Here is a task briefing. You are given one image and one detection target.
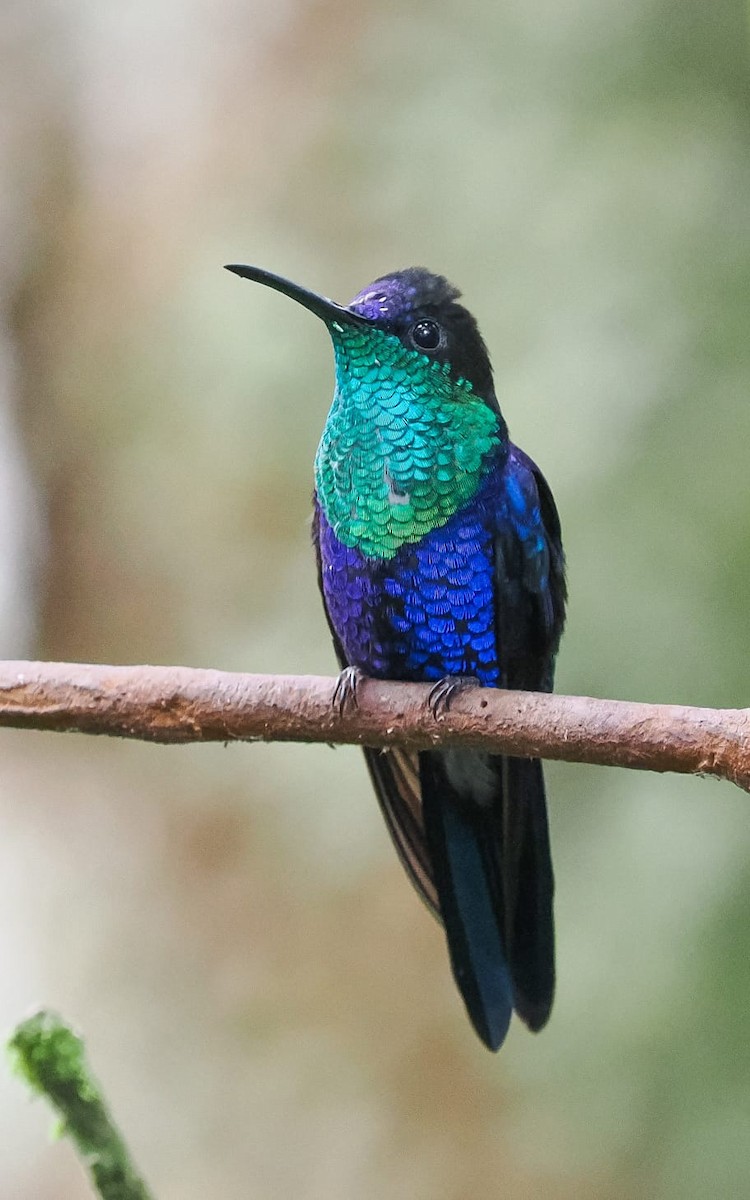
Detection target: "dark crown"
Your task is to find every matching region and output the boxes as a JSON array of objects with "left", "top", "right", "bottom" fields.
[{"left": 348, "top": 268, "right": 461, "bottom": 323}]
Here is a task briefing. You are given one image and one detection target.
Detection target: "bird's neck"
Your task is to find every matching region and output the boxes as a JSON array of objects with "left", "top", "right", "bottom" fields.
[{"left": 314, "top": 327, "right": 503, "bottom": 560}]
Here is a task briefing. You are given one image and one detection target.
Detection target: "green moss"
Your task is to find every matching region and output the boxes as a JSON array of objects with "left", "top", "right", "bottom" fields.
[{"left": 8, "top": 1011, "right": 155, "bottom": 1200}]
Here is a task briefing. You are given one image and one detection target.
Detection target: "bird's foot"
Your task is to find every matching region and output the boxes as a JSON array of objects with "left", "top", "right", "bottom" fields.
[
  {"left": 332, "top": 666, "right": 366, "bottom": 714},
  {"left": 427, "top": 674, "right": 481, "bottom": 719}
]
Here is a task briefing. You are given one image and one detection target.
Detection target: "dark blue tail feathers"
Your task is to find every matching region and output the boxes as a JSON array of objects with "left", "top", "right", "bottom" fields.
[
  {"left": 420, "top": 752, "right": 513, "bottom": 1051},
  {"left": 419, "top": 750, "right": 555, "bottom": 1050}
]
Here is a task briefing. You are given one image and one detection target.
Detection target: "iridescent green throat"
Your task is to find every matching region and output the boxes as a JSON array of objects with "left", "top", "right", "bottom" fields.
[{"left": 314, "top": 324, "right": 502, "bottom": 560}]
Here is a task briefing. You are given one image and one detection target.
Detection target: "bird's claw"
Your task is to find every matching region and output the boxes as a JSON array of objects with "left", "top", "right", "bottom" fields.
[
  {"left": 427, "top": 675, "right": 481, "bottom": 719},
  {"left": 332, "top": 666, "right": 365, "bottom": 714}
]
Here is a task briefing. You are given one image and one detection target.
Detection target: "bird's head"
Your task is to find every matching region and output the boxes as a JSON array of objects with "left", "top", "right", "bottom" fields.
[
  {"left": 226, "top": 263, "right": 505, "bottom": 557},
  {"left": 225, "top": 264, "right": 499, "bottom": 412}
]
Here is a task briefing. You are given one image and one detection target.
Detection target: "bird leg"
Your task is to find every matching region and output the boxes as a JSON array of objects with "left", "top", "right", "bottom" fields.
[
  {"left": 427, "top": 674, "right": 482, "bottom": 719},
  {"left": 332, "top": 666, "right": 366, "bottom": 714}
]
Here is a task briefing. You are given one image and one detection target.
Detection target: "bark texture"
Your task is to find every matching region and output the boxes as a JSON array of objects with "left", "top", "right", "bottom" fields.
[{"left": 0, "top": 661, "right": 747, "bottom": 791}]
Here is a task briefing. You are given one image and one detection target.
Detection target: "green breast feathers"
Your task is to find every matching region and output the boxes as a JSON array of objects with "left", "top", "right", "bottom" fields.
[{"left": 314, "top": 325, "right": 501, "bottom": 560}]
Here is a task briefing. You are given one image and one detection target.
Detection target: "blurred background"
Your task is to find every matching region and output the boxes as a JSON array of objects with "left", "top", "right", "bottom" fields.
[{"left": 0, "top": 1, "right": 748, "bottom": 1196}]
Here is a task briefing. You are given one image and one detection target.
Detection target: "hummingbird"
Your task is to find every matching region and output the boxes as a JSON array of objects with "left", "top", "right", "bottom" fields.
[{"left": 226, "top": 263, "right": 566, "bottom": 1051}]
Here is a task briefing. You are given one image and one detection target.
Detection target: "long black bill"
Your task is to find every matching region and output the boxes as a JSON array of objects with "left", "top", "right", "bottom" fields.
[{"left": 224, "top": 264, "right": 370, "bottom": 328}]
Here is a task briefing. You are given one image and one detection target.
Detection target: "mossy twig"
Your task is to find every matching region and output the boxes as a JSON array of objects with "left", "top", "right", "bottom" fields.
[{"left": 8, "top": 1010, "right": 155, "bottom": 1200}]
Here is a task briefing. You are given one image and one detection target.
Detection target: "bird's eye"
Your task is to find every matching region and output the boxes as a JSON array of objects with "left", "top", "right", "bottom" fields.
[{"left": 411, "top": 319, "right": 442, "bottom": 351}]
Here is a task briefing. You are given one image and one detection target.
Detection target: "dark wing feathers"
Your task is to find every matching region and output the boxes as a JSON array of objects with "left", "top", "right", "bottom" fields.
[
  {"left": 495, "top": 449, "right": 566, "bottom": 690},
  {"left": 363, "top": 747, "right": 439, "bottom": 916},
  {"left": 491, "top": 448, "right": 566, "bottom": 1030}
]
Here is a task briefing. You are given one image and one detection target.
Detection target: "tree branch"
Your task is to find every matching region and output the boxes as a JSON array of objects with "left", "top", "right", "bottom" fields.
[{"left": 0, "top": 660, "right": 747, "bottom": 791}]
